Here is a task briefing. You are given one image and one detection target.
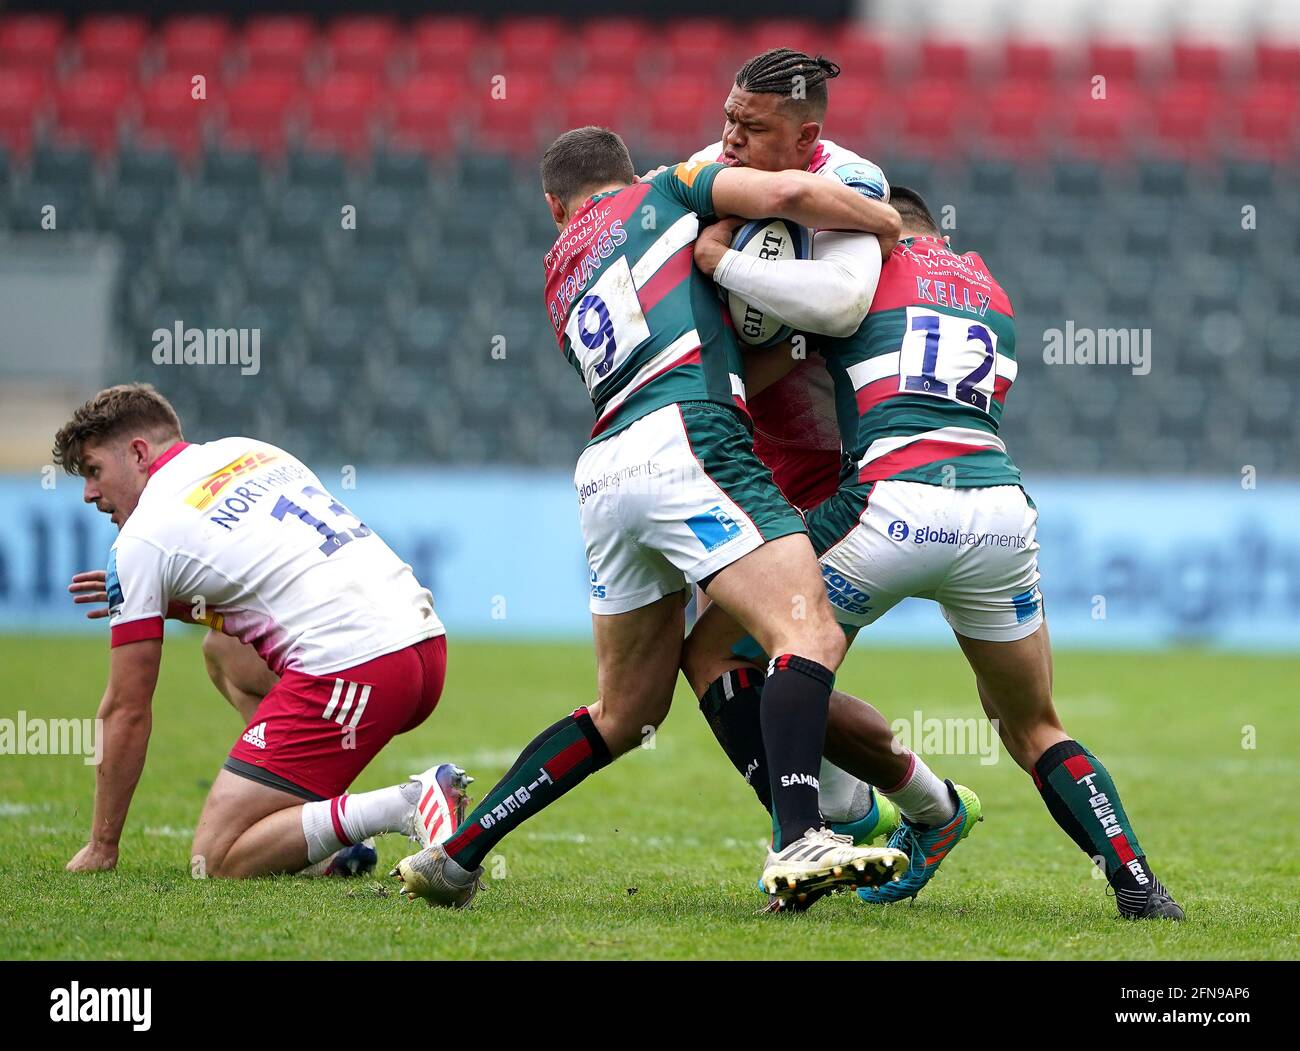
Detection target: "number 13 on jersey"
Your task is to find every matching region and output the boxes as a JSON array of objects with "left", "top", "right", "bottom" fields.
[{"left": 565, "top": 256, "right": 651, "bottom": 393}]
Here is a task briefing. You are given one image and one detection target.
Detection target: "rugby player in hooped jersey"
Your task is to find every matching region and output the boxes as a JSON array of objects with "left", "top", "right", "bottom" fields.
[
  {"left": 679, "top": 49, "right": 1183, "bottom": 919},
  {"left": 55, "top": 384, "right": 472, "bottom": 879},
  {"left": 391, "top": 125, "right": 907, "bottom": 910}
]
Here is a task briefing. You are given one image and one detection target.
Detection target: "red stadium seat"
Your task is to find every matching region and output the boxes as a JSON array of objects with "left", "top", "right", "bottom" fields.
[
  {"left": 918, "top": 38, "right": 972, "bottom": 86},
  {"left": 221, "top": 71, "right": 302, "bottom": 157},
  {"left": 744, "top": 18, "right": 824, "bottom": 59},
  {"left": 76, "top": 15, "right": 149, "bottom": 76},
  {"left": 981, "top": 81, "right": 1055, "bottom": 159},
  {"left": 1086, "top": 41, "right": 1141, "bottom": 84},
  {"left": 391, "top": 71, "right": 470, "bottom": 154},
  {"left": 306, "top": 70, "right": 384, "bottom": 157},
  {"left": 823, "top": 74, "right": 890, "bottom": 146},
  {"left": 410, "top": 16, "right": 482, "bottom": 73},
  {"left": 0, "top": 68, "right": 48, "bottom": 157},
  {"left": 831, "top": 27, "right": 888, "bottom": 83},
  {"left": 1002, "top": 40, "right": 1056, "bottom": 84},
  {"left": 663, "top": 18, "right": 742, "bottom": 81},
  {"left": 575, "top": 18, "right": 649, "bottom": 76},
  {"left": 159, "top": 15, "right": 232, "bottom": 74},
  {"left": 474, "top": 69, "right": 553, "bottom": 156},
  {"left": 0, "top": 14, "right": 64, "bottom": 72},
  {"left": 1151, "top": 83, "right": 1223, "bottom": 158},
  {"left": 898, "top": 81, "right": 972, "bottom": 156},
  {"left": 561, "top": 71, "right": 641, "bottom": 133},
  {"left": 1171, "top": 41, "right": 1227, "bottom": 86},
  {"left": 242, "top": 16, "right": 317, "bottom": 78},
  {"left": 647, "top": 76, "right": 717, "bottom": 151},
  {"left": 55, "top": 69, "right": 135, "bottom": 154},
  {"left": 495, "top": 16, "right": 567, "bottom": 76},
  {"left": 326, "top": 16, "right": 398, "bottom": 76},
  {"left": 1235, "top": 82, "right": 1299, "bottom": 160},
  {"left": 1254, "top": 42, "right": 1300, "bottom": 85},
  {"left": 138, "top": 70, "right": 211, "bottom": 160},
  {"left": 1064, "top": 83, "right": 1142, "bottom": 158}
]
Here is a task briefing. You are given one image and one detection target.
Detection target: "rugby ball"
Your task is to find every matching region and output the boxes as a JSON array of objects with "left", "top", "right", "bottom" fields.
[{"left": 726, "top": 218, "right": 811, "bottom": 348}]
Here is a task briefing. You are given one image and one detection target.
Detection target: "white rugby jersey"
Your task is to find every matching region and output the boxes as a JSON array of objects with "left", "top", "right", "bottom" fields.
[
  {"left": 106, "top": 438, "right": 444, "bottom": 676},
  {"left": 689, "top": 137, "right": 891, "bottom": 469}
]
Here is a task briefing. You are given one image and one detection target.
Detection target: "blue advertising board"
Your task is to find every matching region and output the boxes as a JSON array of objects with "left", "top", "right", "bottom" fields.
[{"left": 1, "top": 470, "right": 1296, "bottom": 651}]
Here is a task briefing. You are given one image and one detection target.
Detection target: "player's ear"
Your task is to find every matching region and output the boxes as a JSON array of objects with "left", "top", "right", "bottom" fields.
[
  {"left": 797, "top": 121, "right": 821, "bottom": 153},
  {"left": 128, "top": 437, "right": 152, "bottom": 472},
  {"left": 544, "top": 191, "right": 567, "bottom": 228}
]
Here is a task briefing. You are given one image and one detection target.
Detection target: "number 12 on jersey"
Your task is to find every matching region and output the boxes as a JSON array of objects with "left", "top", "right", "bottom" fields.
[{"left": 899, "top": 306, "right": 999, "bottom": 413}]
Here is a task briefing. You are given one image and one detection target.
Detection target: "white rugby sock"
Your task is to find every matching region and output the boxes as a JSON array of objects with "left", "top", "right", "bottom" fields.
[
  {"left": 300, "top": 781, "right": 422, "bottom": 863},
  {"left": 880, "top": 751, "right": 955, "bottom": 827},
  {"left": 817, "top": 759, "right": 873, "bottom": 823}
]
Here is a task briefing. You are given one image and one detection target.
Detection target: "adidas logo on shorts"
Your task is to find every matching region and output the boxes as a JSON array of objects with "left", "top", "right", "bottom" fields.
[{"left": 241, "top": 721, "right": 267, "bottom": 749}]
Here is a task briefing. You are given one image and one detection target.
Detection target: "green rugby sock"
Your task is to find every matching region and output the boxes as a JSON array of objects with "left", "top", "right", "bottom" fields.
[
  {"left": 1033, "top": 739, "right": 1156, "bottom": 905},
  {"left": 443, "top": 706, "right": 612, "bottom": 871}
]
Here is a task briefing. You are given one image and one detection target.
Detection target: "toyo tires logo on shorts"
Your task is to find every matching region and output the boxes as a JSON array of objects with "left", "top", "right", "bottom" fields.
[
  {"left": 887, "top": 520, "right": 910, "bottom": 541},
  {"left": 822, "top": 565, "right": 871, "bottom": 615}
]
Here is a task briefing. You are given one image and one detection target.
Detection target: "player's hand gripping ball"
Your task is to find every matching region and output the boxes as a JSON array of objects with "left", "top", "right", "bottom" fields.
[{"left": 725, "top": 218, "right": 811, "bottom": 347}]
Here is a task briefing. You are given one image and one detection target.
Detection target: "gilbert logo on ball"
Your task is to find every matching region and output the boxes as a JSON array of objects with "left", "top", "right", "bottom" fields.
[{"left": 726, "top": 218, "right": 810, "bottom": 347}]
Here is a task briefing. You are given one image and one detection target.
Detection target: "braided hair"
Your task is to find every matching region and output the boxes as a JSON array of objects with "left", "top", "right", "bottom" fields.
[{"left": 735, "top": 47, "right": 840, "bottom": 116}]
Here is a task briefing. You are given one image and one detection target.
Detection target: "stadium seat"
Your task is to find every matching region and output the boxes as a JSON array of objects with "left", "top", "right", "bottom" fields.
[
  {"left": 493, "top": 16, "right": 567, "bottom": 76},
  {"left": 1002, "top": 40, "right": 1056, "bottom": 85},
  {"left": 0, "top": 68, "right": 46, "bottom": 157},
  {"left": 391, "top": 71, "right": 467, "bottom": 154},
  {"left": 1170, "top": 40, "right": 1228, "bottom": 87},
  {"left": 897, "top": 82, "right": 971, "bottom": 157},
  {"left": 562, "top": 72, "right": 643, "bottom": 137},
  {"left": 663, "top": 18, "right": 743, "bottom": 82},
  {"left": 305, "top": 70, "right": 384, "bottom": 156},
  {"left": 1235, "top": 83, "right": 1298, "bottom": 161},
  {"left": 158, "top": 15, "right": 232, "bottom": 76},
  {"left": 1151, "top": 83, "right": 1223, "bottom": 158},
  {"left": 981, "top": 81, "right": 1054, "bottom": 158},
  {"left": 917, "top": 38, "right": 973, "bottom": 86},
  {"left": 326, "top": 16, "right": 399, "bottom": 76},
  {"left": 409, "top": 16, "right": 482, "bottom": 74},
  {"left": 0, "top": 14, "right": 64, "bottom": 73},
  {"left": 1254, "top": 42, "right": 1300, "bottom": 85},
  {"left": 473, "top": 71, "right": 554, "bottom": 157},
  {"left": 116, "top": 144, "right": 181, "bottom": 190},
  {"left": 220, "top": 72, "right": 302, "bottom": 157},
  {"left": 137, "top": 71, "right": 211, "bottom": 161},
  {"left": 74, "top": 15, "right": 150, "bottom": 76},
  {"left": 831, "top": 27, "right": 889, "bottom": 83},
  {"left": 745, "top": 18, "right": 824, "bottom": 59},
  {"left": 575, "top": 18, "right": 650, "bottom": 76},
  {"left": 1063, "top": 85, "right": 1142, "bottom": 159},
  {"left": 1086, "top": 41, "right": 1141, "bottom": 85},
  {"left": 241, "top": 16, "right": 317, "bottom": 78},
  {"left": 54, "top": 69, "right": 135, "bottom": 155}
]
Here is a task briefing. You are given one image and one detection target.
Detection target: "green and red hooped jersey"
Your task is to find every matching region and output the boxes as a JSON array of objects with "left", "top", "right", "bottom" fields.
[
  {"left": 820, "top": 235, "right": 1023, "bottom": 489},
  {"left": 544, "top": 161, "right": 749, "bottom": 447}
]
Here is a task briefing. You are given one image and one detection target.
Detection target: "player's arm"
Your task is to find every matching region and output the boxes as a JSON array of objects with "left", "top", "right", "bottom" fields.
[
  {"left": 709, "top": 166, "right": 901, "bottom": 247},
  {"left": 698, "top": 222, "right": 886, "bottom": 339},
  {"left": 66, "top": 639, "right": 161, "bottom": 872}
]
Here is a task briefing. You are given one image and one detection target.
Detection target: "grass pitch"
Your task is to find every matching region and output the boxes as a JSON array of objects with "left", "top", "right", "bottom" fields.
[{"left": 1, "top": 633, "right": 1296, "bottom": 960}]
